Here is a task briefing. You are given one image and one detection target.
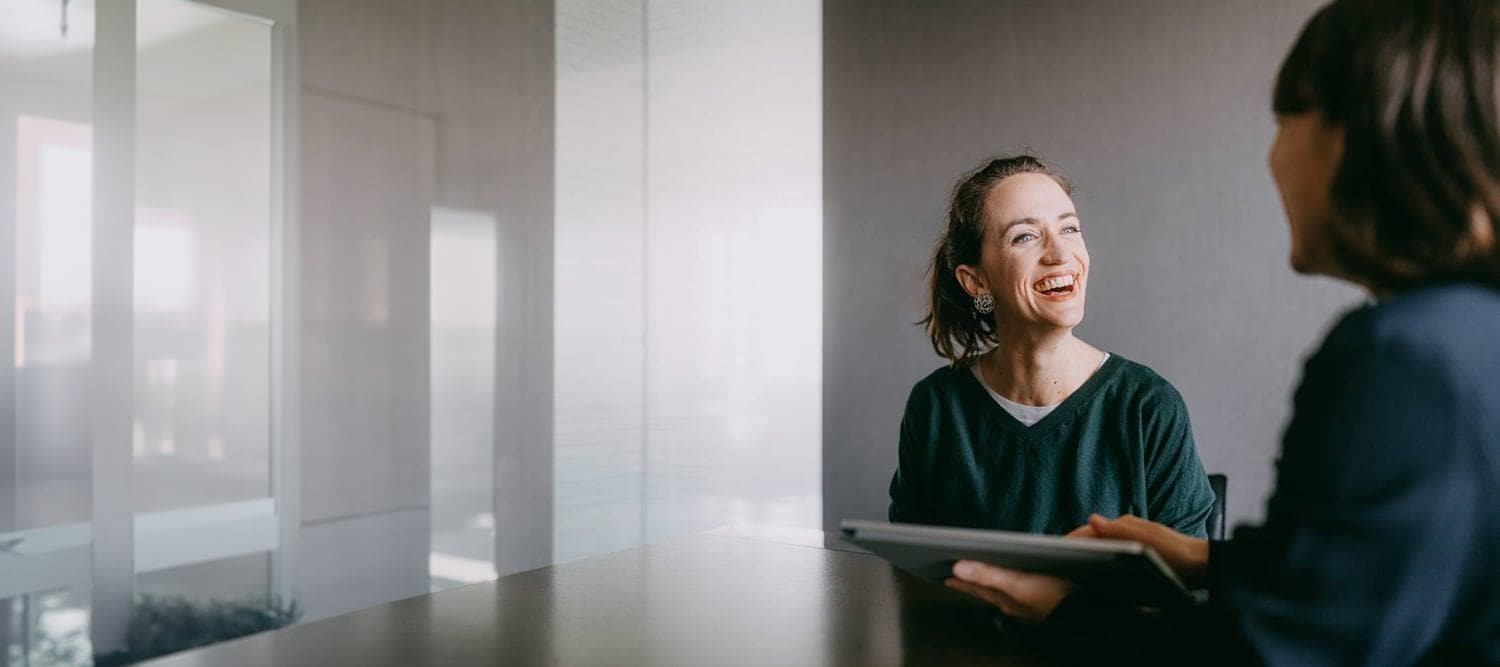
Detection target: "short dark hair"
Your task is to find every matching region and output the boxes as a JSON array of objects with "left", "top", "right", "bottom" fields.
[
  {"left": 1274, "top": 0, "right": 1500, "bottom": 290},
  {"left": 921, "top": 155, "right": 1071, "bottom": 365}
]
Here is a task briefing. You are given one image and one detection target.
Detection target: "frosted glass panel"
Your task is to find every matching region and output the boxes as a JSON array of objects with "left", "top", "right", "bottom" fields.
[
  {"left": 2, "top": 0, "right": 97, "bottom": 658},
  {"left": 11, "top": 116, "right": 93, "bottom": 528},
  {"left": 643, "top": 0, "right": 822, "bottom": 539},
  {"left": 553, "top": 0, "right": 647, "bottom": 564},
  {"left": 132, "top": 0, "right": 272, "bottom": 513},
  {"left": 554, "top": 0, "right": 821, "bottom": 562}
]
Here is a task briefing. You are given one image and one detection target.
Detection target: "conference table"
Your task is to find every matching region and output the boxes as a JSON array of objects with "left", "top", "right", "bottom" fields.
[{"left": 148, "top": 524, "right": 1061, "bottom": 666}]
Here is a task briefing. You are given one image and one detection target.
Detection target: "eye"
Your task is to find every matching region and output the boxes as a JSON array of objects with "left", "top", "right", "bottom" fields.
[
  {"left": 1062, "top": 224, "right": 1081, "bottom": 234},
  {"left": 1011, "top": 232, "right": 1037, "bottom": 245}
]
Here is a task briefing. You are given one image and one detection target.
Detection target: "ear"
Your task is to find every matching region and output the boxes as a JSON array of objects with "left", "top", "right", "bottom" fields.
[
  {"left": 954, "top": 264, "right": 987, "bottom": 298},
  {"left": 1317, "top": 113, "right": 1345, "bottom": 173},
  {"left": 1463, "top": 203, "right": 1496, "bottom": 255}
]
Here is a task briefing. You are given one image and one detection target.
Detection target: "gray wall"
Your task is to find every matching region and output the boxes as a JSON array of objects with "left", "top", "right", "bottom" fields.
[{"left": 823, "top": 0, "right": 1362, "bottom": 530}]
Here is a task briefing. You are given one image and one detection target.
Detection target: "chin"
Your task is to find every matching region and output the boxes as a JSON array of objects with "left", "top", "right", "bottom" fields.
[
  {"left": 1288, "top": 248, "right": 1324, "bottom": 275},
  {"left": 1043, "top": 310, "right": 1085, "bottom": 330}
]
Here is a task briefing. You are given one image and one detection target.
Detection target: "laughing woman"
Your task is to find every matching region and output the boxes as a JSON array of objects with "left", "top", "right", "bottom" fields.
[{"left": 888, "top": 155, "right": 1217, "bottom": 537}]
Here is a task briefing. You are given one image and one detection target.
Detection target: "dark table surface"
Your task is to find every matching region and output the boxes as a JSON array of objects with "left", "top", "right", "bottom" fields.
[{"left": 147, "top": 524, "right": 1059, "bottom": 666}]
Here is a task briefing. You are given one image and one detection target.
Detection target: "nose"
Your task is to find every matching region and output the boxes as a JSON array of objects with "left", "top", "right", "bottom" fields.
[{"left": 1040, "top": 234, "right": 1066, "bottom": 265}]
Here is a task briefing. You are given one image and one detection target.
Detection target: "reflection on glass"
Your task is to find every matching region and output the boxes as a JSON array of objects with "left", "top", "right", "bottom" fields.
[
  {"left": 13, "top": 115, "right": 93, "bottom": 527},
  {"left": 1, "top": 590, "right": 92, "bottom": 666},
  {"left": 430, "top": 207, "right": 497, "bottom": 590},
  {"left": 132, "top": 0, "right": 272, "bottom": 514},
  {"left": 3, "top": 0, "right": 97, "bottom": 658}
]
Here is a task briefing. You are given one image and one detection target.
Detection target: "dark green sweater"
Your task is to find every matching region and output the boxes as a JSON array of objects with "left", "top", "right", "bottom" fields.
[{"left": 888, "top": 354, "right": 1215, "bottom": 537}]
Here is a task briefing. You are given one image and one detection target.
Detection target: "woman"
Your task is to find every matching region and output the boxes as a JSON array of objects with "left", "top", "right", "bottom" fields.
[
  {"left": 889, "top": 155, "right": 1217, "bottom": 537},
  {"left": 948, "top": 1, "right": 1500, "bottom": 663}
]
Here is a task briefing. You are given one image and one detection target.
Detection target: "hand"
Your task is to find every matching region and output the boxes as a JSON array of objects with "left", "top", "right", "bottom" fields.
[
  {"left": 946, "top": 560, "right": 1074, "bottom": 622},
  {"left": 1069, "top": 514, "right": 1211, "bottom": 586}
]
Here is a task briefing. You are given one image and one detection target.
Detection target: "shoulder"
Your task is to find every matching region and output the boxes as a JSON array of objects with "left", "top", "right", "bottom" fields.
[
  {"left": 900, "top": 364, "right": 982, "bottom": 437},
  {"left": 1319, "top": 283, "right": 1500, "bottom": 379},
  {"left": 905, "top": 364, "right": 974, "bottom": 408},
  {"left": 1099, "top": 354, "right": 1189, "bottom": 415},
  {"left": 1281, "top": 285, "right": 1500, "bottom": 501}
]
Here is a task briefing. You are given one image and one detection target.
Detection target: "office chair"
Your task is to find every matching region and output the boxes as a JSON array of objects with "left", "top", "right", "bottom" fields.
[{"left": 1206, "top": 473, "right": 1227, "bottom": 540}]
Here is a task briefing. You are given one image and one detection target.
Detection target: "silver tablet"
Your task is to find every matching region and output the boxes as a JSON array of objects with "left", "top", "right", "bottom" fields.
[{"left": 840, "top": 519, "right": 1193, "bottom": 609}]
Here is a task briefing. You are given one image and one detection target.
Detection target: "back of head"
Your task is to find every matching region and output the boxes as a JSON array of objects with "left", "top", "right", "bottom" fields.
[{"left": 1275, "top": 0, "right": 1500, "bottom": 290}]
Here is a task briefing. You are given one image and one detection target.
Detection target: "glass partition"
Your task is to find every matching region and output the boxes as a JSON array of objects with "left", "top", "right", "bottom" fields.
[
  {"left": 131, "top": 0, "right": 278, "bottom": 605},
  {"left": 2, "top": 0, "right": 98, "bottom": 660}
]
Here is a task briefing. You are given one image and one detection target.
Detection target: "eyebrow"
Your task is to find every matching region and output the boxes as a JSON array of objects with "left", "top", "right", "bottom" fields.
[{"left": 1000, "top": 211, "right": 1078, "bottom": 234}]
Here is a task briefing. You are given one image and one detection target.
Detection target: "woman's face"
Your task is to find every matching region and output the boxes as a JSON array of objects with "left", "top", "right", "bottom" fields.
[
  {"left": 1268, "top": 110, "right": 1345, "bottom": 276},
  {"left": 958, "top": 173, "right": 1089, "bottom": 333}
]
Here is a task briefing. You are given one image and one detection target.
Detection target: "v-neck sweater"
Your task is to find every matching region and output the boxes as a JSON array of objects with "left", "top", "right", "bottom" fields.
[
  {"left": 888, "top": 354, "right": 1215, "bottom": 537},
  {"left": 970, "top": 353, "right": 1112, "bottom": 426}
]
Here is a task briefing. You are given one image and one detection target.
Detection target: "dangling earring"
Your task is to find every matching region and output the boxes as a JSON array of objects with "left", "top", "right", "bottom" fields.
[{"left": 973, "top": 292, "right": 994, "bottom": 315}]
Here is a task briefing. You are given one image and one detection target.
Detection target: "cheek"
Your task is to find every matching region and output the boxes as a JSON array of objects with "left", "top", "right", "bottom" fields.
[
  {"left": 1271, "top": 147, "right": 1312, "bottom": 222},
  {"left": 991, "top": 251, "right": 1025, "bottom": 285}
]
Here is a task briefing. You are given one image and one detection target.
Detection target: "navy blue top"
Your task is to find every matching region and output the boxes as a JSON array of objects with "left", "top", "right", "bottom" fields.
[{"left": 1046, "top": 283, "right": 1500, "bottom": 664}]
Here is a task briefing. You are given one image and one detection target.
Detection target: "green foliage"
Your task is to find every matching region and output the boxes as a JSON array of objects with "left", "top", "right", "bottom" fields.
[{"left": 93, "top": 595, "right": 299, "bottom": 666}]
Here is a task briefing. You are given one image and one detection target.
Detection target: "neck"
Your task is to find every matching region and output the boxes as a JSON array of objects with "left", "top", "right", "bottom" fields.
[{"left": 980, "top": 327, "right": 1099, "bottom": 406}]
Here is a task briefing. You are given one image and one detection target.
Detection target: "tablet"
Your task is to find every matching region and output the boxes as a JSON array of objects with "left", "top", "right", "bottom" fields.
[{"left": 840, "top": 519, "right": 1193, "bottom": 609}]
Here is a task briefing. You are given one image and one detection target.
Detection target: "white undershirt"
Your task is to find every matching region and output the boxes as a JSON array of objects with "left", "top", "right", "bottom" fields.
[{"left": 970, "top": 353, "right": 1111, "bottom": 427}]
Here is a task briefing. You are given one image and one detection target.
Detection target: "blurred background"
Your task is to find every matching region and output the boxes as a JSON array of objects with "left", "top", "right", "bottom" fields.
[{"left": 0, "top": 0, "right": 1353, "bottom": 662}]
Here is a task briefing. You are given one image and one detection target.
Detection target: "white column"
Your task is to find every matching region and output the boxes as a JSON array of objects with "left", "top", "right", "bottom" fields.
[
  {"left": 269, "top": 16, "right": 302, "bottom": 609},
  {"left": 90, "top": 0, "right": 136, "bottom": 654}
]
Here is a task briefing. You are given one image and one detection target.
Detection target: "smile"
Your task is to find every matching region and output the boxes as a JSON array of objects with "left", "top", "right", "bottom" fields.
[{"left": 1031, "top": 273, "right": 1078, "bottom": 297}]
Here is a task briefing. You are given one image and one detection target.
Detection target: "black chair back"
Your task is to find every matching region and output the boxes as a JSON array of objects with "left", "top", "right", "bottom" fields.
[{"left": 1206, "top": 473, "right": 1228, "bottom": 540}]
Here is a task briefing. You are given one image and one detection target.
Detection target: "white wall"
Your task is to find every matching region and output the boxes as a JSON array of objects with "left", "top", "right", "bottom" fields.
[{"left": 294, "top": 0, "right": 553, "bottom": 619}]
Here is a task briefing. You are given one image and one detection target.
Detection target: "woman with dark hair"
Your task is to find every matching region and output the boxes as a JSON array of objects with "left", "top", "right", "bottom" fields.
[
  {"left": 888, "top": 155, "right": 1216, "bottom": 537},
  {"left": 947, "top": 1, "right": 1500, "bottom": 663}
]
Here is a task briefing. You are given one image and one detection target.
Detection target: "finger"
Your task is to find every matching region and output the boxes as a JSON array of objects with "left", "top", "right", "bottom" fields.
[
  {"left": 947, "top": 578, "right": 1018, "bottom": 616},
  {"left": 1088, "top": 514, "right": 1146, "bottom": 540},
  {"left": 1065, "top": 524, "right": 1099, "bottom": 538},
  {"left": 953, "top": 561, "right": 1017, "bottom": 591}
]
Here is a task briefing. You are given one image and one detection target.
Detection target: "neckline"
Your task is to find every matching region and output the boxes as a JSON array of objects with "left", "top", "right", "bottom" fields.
[{"left": 962, "top": 352, "right": 1124, "bottom": 435}]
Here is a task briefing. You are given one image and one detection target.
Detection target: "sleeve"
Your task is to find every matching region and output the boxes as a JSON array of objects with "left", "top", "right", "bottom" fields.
[
  {"left": 1142, "top": 384, "right": 1216, "bottom": 538},
  {"left": 888, "top": 384, "right": 935, "bottom": 524}
]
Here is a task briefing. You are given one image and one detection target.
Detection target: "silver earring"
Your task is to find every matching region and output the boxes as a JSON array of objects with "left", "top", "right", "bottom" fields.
[{"left": 974, "top": 292, "right": 994, "bottom": 315}]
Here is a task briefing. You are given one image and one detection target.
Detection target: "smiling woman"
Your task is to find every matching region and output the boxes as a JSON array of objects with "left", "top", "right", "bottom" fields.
[{"left": 888, "top": 155, "right": 1217, "bottom": 537}]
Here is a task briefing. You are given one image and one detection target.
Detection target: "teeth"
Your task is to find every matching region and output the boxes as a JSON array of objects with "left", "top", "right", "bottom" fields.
[{"left": 1035, "top": 275, "right": 1075, "bottom": 291}]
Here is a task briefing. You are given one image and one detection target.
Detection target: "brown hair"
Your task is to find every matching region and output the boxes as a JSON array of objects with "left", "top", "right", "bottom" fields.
[
  {"left": 920, "top": 155, "right": 1072, "bottom": 365},
  {"left": 1274, "top": 0, "right": 1500, "bottom": 290}
]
